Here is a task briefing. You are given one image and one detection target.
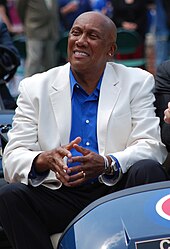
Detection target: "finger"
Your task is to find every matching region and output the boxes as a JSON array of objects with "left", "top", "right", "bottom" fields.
[
  {"left": 53, "top": 154, "right": 66, "bottom": 168},
  {"left": 56, "top": 174, "right": 71, "bottom": 187},
  {"left": 69, "top": 170, "right": 85, "bottom": 181},
  {"left": 73, "top": 144, "right": 90, "bottom": 156},
  {"left": 67, "top": 155, "right": 85, "bottom": 165},
  {"left": 55, "top": 147, "right": 72, "bottom": 158},
  {"left": 67, "top": 171, "right": 86, "bottom": 187},
  {"left": 164, "top": 110, "right": 170, "bottom": 120},
  {"left": 65, "top": 137, "right": 82, "bottom": 152},
  {"left": 55, "top": 169, "right": 71, "bottom": 186},
  {"left": 49, "top": 155, "right": 69, "bottom": 178},
  {"left": 66, "top": 164, "right": 83, "bottom": 174},
  {"left": 57, "top": 169, "right": 86, "bottom": 187}
]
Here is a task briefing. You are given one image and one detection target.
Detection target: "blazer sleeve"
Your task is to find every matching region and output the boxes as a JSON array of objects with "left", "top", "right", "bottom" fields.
[{"left": 106, "top": 68, "right": 168, "bottom": 173}]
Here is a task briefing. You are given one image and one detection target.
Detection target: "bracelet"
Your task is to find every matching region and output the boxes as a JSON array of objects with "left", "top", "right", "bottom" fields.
[
  {"left": 101, "top": 155, "right": 111, "bottom": 174},
  {"left": 98, "top": 156, "right": 122, "bottom": 186},
  {"left": 102, "top": 155, "right": 109, "bottom": 169}
]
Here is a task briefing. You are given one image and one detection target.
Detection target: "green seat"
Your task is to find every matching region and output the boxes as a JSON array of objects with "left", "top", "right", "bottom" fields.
[
  {"left": 114, "top": 28, "right": 146, "bottom": 68},
  {"left": 12, "top": 35, "right": 26, "bottom": 59}
]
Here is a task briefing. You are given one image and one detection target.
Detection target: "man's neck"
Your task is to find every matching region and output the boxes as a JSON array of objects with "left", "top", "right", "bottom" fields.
[{"left": 72, "top": 70, "right": 104, "bottom": 95}]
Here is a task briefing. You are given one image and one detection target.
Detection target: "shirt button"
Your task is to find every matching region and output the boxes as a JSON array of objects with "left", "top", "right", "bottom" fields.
[
  {"left": 76, "top": 84, "right": 79, "bottom": 88},
  {"left": 85, "top": 120, "right": 90, "bottom": 124},
  {"left": 86, "top": 141, "right": 90, "bottom": 146}
]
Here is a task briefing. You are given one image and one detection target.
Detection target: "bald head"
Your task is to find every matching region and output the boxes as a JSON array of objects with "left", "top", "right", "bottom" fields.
[
  {"left": 68, "top": 11, "right": 118, "bottom": 80},
  {"left": 72, "top": 11, "right": 117, "bottom": 43}
]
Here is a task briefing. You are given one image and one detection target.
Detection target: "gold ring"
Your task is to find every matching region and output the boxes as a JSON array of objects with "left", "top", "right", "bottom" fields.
[{"left": 81, "top": 171, "right": 86, "bottom": 178}]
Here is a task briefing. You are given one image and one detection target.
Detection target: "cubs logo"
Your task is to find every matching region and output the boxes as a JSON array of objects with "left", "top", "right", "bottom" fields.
[
  {"left": 156, "top": 194, "right": 170, "bottom": 220},
  {"left": 160, "top": 239, "right": 170, "bottom": 249}
]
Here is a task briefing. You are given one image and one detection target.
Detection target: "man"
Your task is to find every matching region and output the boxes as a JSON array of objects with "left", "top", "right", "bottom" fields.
[
  {"left": 16, "top": 0, "right": 59, "bottom": 77},
  {"left": 155, "top": 59, "right": 170, "bottom": 152},
  {"left": 163, "top": 100, "right": 170, "bottom": 153},
  {"left": 0, "top": 11, "right": 168, "bottom": 249},
  {"left": 154, "top": 59, "right": 170, "bottom": 127}
]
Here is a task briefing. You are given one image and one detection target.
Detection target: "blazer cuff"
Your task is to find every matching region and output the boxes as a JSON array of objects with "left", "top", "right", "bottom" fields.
[{"left": 28, "top": 164, "right": 49, "bottom": 187}]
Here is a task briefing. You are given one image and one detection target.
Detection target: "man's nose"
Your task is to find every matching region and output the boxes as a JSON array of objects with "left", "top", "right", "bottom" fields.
[{"left": 75, "top": 34, "right": 87, "bottom": 46}]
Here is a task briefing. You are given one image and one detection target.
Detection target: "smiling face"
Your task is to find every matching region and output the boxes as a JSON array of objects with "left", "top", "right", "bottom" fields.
[{"left": 67, "top": 11, "right": 117, "bottom": 77}]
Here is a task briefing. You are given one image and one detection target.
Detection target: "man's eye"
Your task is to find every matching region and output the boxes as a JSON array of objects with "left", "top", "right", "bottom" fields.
[
  {"left": 71, "top": 31, "right": 80, "bottom": 36},
  {"left": 89, "top": 34, "right": 98, "bottom": 39}
]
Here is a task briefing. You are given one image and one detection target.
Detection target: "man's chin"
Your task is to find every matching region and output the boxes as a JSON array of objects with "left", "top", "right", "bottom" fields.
[{"left": 71, "top": 61, "right": 89, "bottom": 71}]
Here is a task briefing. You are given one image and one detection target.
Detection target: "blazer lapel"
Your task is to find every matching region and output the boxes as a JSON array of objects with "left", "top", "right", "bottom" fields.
[
  {"left": 97, "top": 63, "right": 121, "bottom": 154},
  {"left": 49, "top": 64, "right": 72, "bottom": 146}
]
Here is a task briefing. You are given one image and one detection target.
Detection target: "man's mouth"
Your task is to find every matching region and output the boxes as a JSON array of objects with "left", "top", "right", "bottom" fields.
[{"left": 74, "top": 51, "right": 89, "bottom": 57}]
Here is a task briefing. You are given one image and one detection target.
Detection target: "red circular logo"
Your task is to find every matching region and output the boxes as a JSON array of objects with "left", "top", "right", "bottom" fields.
[{"left": 156, "top": 194, "right": 170, "bottom": 220}]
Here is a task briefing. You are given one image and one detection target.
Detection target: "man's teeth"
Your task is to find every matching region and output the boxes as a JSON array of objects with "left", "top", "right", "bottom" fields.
[{"left": 75, "top": 51, "right": 88, "bottom": 56}]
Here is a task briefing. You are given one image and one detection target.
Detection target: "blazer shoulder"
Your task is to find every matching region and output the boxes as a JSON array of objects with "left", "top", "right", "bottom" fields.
[
  {"left": 19, "top": 63, "right": 70, "bottom": 94},
  {"left": 108, "top": 62, "right": 152, "bottom": 79}
]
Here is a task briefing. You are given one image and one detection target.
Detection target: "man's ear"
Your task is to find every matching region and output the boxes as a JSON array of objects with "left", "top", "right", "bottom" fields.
[{"left": 108, "top": 43, "right": 117, "bottom": 57}]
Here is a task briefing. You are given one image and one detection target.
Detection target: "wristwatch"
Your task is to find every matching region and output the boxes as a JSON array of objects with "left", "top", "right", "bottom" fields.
[
  {"left": 98, "top": 156, "right": 122, "bottom": 186},
  {"left": 104, "top": 159, "right": 112, "bottom": 174},
  {"left": 110, "top": 159, "right": 119, "bottom": 176},
  {"left": 104, "top": 157, "right": 118, "bottom": 175}
]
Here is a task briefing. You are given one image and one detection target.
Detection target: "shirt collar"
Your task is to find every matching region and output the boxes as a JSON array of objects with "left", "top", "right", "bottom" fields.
[{"left": 69, "top": 69, "right": 103, "bottom": 97}]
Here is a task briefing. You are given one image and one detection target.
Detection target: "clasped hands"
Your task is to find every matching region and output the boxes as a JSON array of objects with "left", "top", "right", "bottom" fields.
[{"left": 33, "top": 137, "right": 106, "bottom": 187}]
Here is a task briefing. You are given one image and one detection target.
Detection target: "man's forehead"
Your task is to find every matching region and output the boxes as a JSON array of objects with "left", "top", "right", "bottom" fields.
[
  {"left": 73, "top": 13, "right": 106, "bottom": 26},
  {"left": 71, "top": 23, "right": 103, "bottom": 32},
  {"left": 72, "top": 16, "right": 106, "bottom": 31}
]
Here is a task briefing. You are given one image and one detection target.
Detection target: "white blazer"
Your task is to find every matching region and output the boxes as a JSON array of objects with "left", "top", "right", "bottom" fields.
[{"left": 3, "top": 62, "right": 167, "bottom": 188}]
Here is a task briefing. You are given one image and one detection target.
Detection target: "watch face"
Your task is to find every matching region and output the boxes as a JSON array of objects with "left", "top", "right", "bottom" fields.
[{"left": 104, "top": 164, "right": 112, "bottom": 174}]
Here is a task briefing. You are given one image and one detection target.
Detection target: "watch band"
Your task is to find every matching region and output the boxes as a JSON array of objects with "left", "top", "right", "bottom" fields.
[
  {"left": 102, "top": 155, "right": 111, "bottom": 174},
  {"left": 98, "top": 155, "right": 122, "bottom": 186}
]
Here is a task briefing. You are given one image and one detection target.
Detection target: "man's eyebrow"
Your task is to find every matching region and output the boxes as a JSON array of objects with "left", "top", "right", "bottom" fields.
[
  {"left": 71, "top": 25, "right": 81, "bottom": 30},
  {"left": 71, "top": 25, "right": 79, "bottom": 29},
  {"left": 71, "top": 26, "right": 101, "bottom": 32},
  {"left": 88, "top": 29, "right": 101, "bottom": 33}
]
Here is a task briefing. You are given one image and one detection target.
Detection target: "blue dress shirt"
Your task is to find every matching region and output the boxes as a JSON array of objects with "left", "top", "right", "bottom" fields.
[
  {"left": 68, "top": 69, "right": 102, "bottom": 168},
  {"left": 68, "top": 70, "right": 121, "bottom": 185}
]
